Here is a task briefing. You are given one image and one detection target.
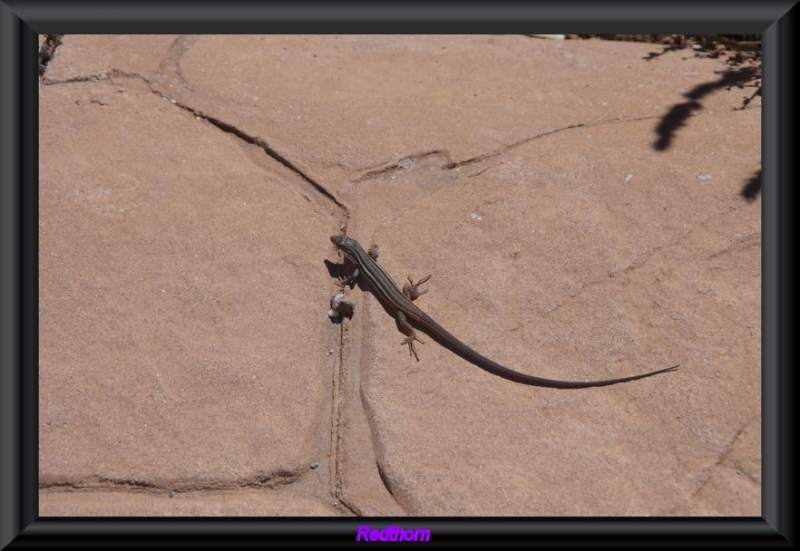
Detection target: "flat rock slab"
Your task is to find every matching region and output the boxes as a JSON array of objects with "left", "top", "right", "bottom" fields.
[{"left": 39, "top": 35, "right": 760, "bottom": 517}]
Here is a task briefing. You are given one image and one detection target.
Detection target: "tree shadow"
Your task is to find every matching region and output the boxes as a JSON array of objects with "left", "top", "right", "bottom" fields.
[
  {"left": 653, "top": 66, "right": 759, "bottom": 151},
  {"left": 642, "top": 38, "right": 761, "bottom": 203},
  {"left": 740, "top": 169, "right": 761, "bottom": 202},
  {"left": 38, "top": 35, "right": 63, "bottom": 79}
]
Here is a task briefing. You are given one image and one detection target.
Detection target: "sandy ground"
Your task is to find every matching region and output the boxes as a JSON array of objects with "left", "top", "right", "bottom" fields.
[{"left": 38, "top": 35, "right": 760, "bottom": 516}]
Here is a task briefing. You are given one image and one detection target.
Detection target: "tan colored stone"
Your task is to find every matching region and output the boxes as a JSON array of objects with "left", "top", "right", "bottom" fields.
[{"left": 40, "top": 35, "right": 760, "bottom": 517}]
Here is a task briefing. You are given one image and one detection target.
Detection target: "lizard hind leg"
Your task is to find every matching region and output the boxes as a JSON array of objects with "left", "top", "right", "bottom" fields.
[
  {"left": 396, "top": 310, "right": 424, "bottom": 361},
  {"left": 400, "top": 335, "right": 425, "bottom": 361}
]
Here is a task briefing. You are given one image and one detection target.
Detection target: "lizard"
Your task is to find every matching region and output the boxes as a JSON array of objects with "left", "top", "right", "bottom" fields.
[{"left": 331, "top": 234, "right": 678, "bottom": 389}]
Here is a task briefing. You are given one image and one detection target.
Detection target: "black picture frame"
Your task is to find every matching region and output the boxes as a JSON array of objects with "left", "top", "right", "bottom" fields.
[{"left": 1, "top": 1, "right": 794, "bottom": 547}]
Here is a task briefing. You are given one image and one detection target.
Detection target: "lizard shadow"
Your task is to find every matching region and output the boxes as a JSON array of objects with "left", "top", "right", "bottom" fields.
[
  {"left": 325, "top": 255, "right": 451, "bottom": 357},
  {"left": 325, "top": 256, "right": 407, "bottom": 328}
]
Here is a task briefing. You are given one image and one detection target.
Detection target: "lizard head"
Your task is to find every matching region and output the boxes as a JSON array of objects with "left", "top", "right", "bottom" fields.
[{"left": 331, "top": 234, "right": 364, "bottom": 264}]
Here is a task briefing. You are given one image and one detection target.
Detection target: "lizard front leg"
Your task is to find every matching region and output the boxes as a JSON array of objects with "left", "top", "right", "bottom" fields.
[{"left": 402, "top": 275, "right": 431, "bottom": 301}]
